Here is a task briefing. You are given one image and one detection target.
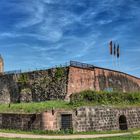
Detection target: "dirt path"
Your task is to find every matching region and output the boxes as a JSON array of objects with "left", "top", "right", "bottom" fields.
[{"left": 0, "top": 131, "right": 137, "bottom": 139}]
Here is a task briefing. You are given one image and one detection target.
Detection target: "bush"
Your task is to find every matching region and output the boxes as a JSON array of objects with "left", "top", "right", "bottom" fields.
[
  {"left": 18, "top": 73, "right": 29, "bottom": 86},
  {"left": 70, "top": 90, "right": 140, "bottom": 106},
  {"left": 54, "top": 67, "right": 65, "bottom": 81}
]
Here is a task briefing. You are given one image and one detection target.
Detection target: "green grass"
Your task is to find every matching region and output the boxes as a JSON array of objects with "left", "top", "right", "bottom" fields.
[
  {"left": 0, "top": 128, "right": 139, "bottom": 135},
  {"left": 0, "top": 90, "right": 139, "bottom": 113},
  {"left": 0, "top": 100, "right": 73, "bottom": 113},
  {"left": 95, "top": 135, "right": 140, "bottom": 140},
  {"left": 0, "top": 134, "right": 140, "bottom": 140},
  {"left": 0, "top": 129, "right": 139, "bottom": 140},
  {"left": 0, "top": 100, "right": 140, "bottom": 114}
]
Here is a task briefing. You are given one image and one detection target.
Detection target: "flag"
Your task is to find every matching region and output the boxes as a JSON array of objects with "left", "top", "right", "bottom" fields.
[
  {"left": 117, "top": 44, "right": 120, "bottom": 58},
  {"left": 109, "top": 41, "right": 113, "bottom": 55},
  {"left": 114, "top": 43, "right": 116, "bottom": 56}
]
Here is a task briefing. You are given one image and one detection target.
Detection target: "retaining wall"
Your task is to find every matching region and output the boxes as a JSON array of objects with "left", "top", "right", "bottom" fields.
[
  {"left": 42, "top": 106, "right": 140, "bottom": 132},
  {"left": 0, "top": 113, "right": 41, "bottom": 130},
  {"left": 75, "top": 106, "right": 140, "bottom": 131},
  {"left": 0, "top": 107, "right": 140, "bottom": 132}
]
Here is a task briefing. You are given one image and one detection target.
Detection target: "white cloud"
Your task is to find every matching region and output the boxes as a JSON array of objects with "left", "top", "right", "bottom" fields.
[
  {"left": 0, "top": 0, "right": 140, "bottom": 77},
  {"left": 15, "top": 1, "right": 44, "bottom": 28}
]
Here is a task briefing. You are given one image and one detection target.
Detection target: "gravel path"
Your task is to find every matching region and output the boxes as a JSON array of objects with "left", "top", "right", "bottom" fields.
[{"left": 0, "top": 131, "right": 135, "bottom": 139}]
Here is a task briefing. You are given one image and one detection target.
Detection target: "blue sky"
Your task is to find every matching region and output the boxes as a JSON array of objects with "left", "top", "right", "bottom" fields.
[{"left": 0, "top": 0, "right": 140, "bottom": 77}]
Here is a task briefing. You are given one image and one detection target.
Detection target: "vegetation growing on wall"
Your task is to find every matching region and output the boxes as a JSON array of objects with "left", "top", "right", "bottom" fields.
[
  {"left": 70, "top": 90, "right": 140, "bottom": 105},
  {"left": 54, "top": 67, "right": 65, "bottom": 80},
  {"left": 31, "top": 67, "right": 67, "bottom": 101},
  {"left": 18, "top": 73, "right": 29, "bottom": 86}
]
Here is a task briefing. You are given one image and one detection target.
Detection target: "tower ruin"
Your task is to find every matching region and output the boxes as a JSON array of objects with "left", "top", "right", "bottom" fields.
[{"left": 0, "top": 55, "right": 4, "bottom": 73}]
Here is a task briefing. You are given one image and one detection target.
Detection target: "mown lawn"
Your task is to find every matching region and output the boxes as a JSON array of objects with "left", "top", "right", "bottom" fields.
[
  {"left": 0, "top": 128, "right": 139, "bottom": 135},
  {"left": 0, "top": 128, "right": 139, "bottom": 140},
  {"left": 0, "top": 129, "right": 126, "bottom": 135}
]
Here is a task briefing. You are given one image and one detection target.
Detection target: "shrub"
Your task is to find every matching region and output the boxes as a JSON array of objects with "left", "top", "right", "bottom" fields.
[
  {"left": 55, "top": 67, "right": 64, "bottom": 80},
  {"left": 70, "top": 90, "right": 140, "bottom": 105},
  {"left": 18, "top": 73, "right": 29, "bottom": 86}
]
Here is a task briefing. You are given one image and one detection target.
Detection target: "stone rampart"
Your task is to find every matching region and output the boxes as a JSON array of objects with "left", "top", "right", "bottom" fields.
[
  {"left": 0, "top": 63, "right": 140, "bottom": 103},
  {"left": 67, "top": 66, "right": 140, "bottom": 96},
  {"left": 0, "top": 67, "right": 68, "bottom": 103}
]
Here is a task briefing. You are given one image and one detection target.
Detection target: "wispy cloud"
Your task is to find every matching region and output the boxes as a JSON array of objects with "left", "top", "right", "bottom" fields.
[
  {"left": 15, "top": 1, "right": 44, "bottom": 28},
  {"left": 0, "top": 0, "right": 140, "bottom": 77}
]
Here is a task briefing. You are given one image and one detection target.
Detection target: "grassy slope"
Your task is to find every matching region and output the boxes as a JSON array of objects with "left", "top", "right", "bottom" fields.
[
  {"left": 0, "top": 100, "right": 140, "bottom": 113},
  {"left": 0, "top": 101, "right": 72, "bottom": 113},
  {"left": 0, "top": 90, "right": 139, "bottom": 113}
]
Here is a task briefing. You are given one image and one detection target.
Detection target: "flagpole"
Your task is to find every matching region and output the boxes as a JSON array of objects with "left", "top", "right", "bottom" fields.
[
  {"left": 109, "top": 41, "right": 114, "bottom": 69},
  {"left": 117, "top": 44, "right": 120, "bottom": 71}
]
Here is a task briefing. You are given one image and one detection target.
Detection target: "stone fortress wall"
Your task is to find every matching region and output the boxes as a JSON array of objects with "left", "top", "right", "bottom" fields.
[
  {"left": 74, "top": 106, "right": 140, "bottom": 131},
  {"left": 0, "top": 61, "right": 139, "bottom": 131},
  {"left": 67, "top": 65, "right": 140, "bottom": 97},
  {"left": 0, "top": 67, "right": 68, "bottom": 103},
  {"left": 0, "top": 61, "right": 139, "bottom": 103}
]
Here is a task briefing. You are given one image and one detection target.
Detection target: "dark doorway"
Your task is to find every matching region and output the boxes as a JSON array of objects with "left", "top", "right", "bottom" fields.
[
  {"left": 119, "top": 115, "right": 128, "bottom": 130},
  {"left": 61, "top": 114, "right": 72, "bottom": 130}
]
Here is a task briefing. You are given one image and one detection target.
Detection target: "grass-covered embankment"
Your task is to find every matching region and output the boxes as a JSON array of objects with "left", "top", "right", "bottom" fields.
[
  {"left": 0, "top": 100, "right": 72, "bottom": 113},
  {"left": 0, "top": 90, "right": 139, "bottom": 113}
]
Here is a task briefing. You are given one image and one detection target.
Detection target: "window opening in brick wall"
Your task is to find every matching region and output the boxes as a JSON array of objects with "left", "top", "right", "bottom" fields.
[{"left": 61, "top": 114, "right": 72, "bottom": 130}]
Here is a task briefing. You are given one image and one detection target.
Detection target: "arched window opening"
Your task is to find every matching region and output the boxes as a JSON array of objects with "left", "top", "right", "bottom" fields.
[{"left": 119, "top": 115, "right": 128, "bottom": 130}]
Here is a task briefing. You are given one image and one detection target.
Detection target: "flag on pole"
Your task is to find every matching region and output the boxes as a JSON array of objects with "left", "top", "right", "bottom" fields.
[
  {"left": 117, "top": 44, "right": 120, "bottom": 58},
  {"left": 114, "top": 43, "right": 116, "bottom": 56},
  {"left": 109, "top": 41, "right": 113, "bottom": 55}
]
